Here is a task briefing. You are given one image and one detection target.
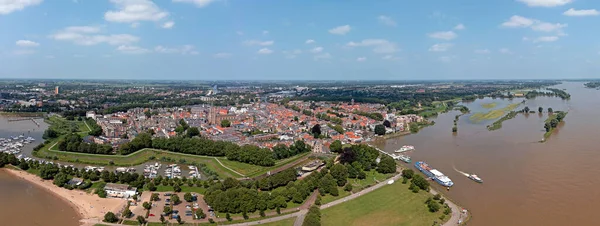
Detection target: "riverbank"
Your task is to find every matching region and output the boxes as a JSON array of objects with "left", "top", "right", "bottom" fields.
[{"left": 1, "top": 168, "right": 126, "bottom": 224}]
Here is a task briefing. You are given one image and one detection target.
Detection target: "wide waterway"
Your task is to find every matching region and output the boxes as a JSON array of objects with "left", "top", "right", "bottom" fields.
[
  {"left": 0, "top": 115, "right": 80, "bottom": 226},
  {"left": 375, "top": 82, "right": 598, "bottom": 226}
]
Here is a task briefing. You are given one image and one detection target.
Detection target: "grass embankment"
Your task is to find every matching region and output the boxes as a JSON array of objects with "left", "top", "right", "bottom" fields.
[
  {"left": 542, "top": 112, "right": 568, "bottom": 142},
  {"left": 258, "top": 217, "right": 297, "bottom": 226},
  {"left": 481, "top": 102, "right": 497, "bottom": 109},
  {"left": 321, "top": 170, "right": 392, "bottom": 204},
  {"left": 470, "top": 103, "right": 521, "bottom": 122},
  {"left": 487, "top": 111, "right": 520, "bottom": 131},
  {"left": 321, "top": 180, "right": 443, "bottom": 226}
]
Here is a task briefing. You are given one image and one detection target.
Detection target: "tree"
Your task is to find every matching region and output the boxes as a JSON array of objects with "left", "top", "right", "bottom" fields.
[
  {"left": 184, "top": 192, "right": 193, "bottom": 202},
  {"left": 160, "top": 215, "right": 165, "bottom": 223},
  {"left": 176, "top": 215, "right": 182, "bottom": 224},
  {"left": 538, "top": 107, "right": 543, "bottom": 113},
  {"left": 428, "top": 201, "right": 441, "bottom": 212},
  {"left": 147, "top": 182, "right": 157, "bottom": 191},
  {"left": 315, "top": 194, "right": 322, "bottom": 206},
  {"left": 544, "top": 122, "right": 551, "bottom": 132},
  {"left": 550, "top": 119, "right": 559, "bottom": 128},
  {"left": 163, "top": 206, "right": 172, "bottom": 215},
  {"left": 374, "top": 124, "right": 386, "bottom": 135},
  {"left": 103, "top": 212, "right": 119, "bottom": 223},
  {"left": 523, "top": 106, "right": 530, "bottom": 113},
  {"left": 171, "top": 194, "right": 180, "bottom": 205},
  {"left": 226, "top": 213, "right": 232, "bottom": 221},
  {"left": 137, "top": 215, "right": 146, "bottom": 225},
  {"left": 452, "top": 126, "right": 457, "bottom": 133},
  {"left": 186, "top": 127, "right": 200, "bottom": 137},
  {"left": 276, "top": 206, "right": 281, "bottom": 214},
  {"left": 302, "top": 206, "right": 321, "bottom": 226},
  {"left": 122, "top": 208, "right": 132, "bottom": 218},
  {"left": 344, "top": 183, "right": 353, "bottom": 192},
  {"left": 329, "top": 140, "right": 342, "bottom": 153},
  {"left": 311, "top": 124, "right": 321, "bottom": 136},
  {"left": 18, "top": 160, "right": 29, "bottom": 170},
  {"left": 383, "top": 120, "right": 391, "bottom": 128},
  {"left": 173, "top": 183, "right": 182, "bottom": 192},
  {"left": 377, "top": 155, "right": 397, "bottom": 174},
  {"left": 143, "top": 201, "right": 151, "bottom": 210},
  {"left": 330, "top": 165, "right": 348, "bottom": 187},
  {"left": 548, "top": 107, "right": 553, "bottom": 113},
  {"left": 221, "top": 120, "right": 231, "bottom": 127},
  {"left": 195, "top": 208, "right": 206, "bottom": 219}
]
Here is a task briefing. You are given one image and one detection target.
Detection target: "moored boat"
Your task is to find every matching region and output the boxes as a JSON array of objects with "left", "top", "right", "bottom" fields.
[{"left": 414, "top": 161, "right": 454, "bottom": 187}]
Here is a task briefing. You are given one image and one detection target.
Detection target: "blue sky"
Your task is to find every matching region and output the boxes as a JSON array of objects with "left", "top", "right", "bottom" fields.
[{"left": 1, "top": 0, "right": 600, "bottom": 80}]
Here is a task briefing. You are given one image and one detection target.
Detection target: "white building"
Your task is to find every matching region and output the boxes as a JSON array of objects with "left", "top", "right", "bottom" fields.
[{"left": 104, "top": 183, "right": 137, "bottom": 199}]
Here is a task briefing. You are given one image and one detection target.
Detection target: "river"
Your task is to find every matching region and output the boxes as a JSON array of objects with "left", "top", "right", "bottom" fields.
[
  {"left": 0, "top": 115, "right": 81, "bottom": 226},
  {"left": 376, "top": 82, "right": 598, "bottom": 226}
]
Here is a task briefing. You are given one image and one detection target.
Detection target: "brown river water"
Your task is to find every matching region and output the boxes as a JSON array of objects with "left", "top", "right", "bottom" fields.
[
  {"left": 376, "top": 82, "right": 599, "bottom": 226},
  {"left": 0, "top": 115, "right": 80, "bottom": 226}
]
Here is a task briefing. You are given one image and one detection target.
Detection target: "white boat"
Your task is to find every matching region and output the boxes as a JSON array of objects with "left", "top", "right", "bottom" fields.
[
  {"left": 395, "top": 145, "right": 415, "bottom": 153},
  {"left": 468, "top": 174, "right": 483, "bottom": 183}
]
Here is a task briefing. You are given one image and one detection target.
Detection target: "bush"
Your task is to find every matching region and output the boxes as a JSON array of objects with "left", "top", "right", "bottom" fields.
[{"left": 103, "top": 212, "right": 119, "bottom": 223}]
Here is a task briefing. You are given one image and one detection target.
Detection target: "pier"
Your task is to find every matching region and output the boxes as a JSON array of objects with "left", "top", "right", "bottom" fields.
[
  {"left": 367, "top": 144, "right": 402, "bottom": 160},
  {"left": 7, "top": 117, "right": 42, "bottom": 127}
]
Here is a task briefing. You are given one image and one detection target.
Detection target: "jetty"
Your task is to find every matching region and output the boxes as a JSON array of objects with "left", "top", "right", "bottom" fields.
[
  {"left": 7, "top": 118, "right": 41, "bottom": 127},
  {"left": 367, "top": 144, "right": 403, "bottom": 161}
]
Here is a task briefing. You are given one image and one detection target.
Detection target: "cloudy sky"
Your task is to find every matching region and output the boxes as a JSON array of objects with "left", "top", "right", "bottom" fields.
[{"left": 1, "top": 0, "right": 600, "bottom": 80}]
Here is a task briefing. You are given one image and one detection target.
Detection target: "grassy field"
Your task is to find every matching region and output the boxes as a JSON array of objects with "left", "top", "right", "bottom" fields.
[
  {"left": 321, "top": 180, "right": 443, "bottom": 226},
  {"left": 321, "top": 170, "right": 392, "bottom": 205},
  {"left": 470, "top": 103, "right": 521, "bottom": 122},
  {"left": 542, "top": 112, "right": 568, "bottom": 142},
  {"left": 481, "top": 102, "right": 498, "bottom": 109},
  {"left": 260, "top": 217, "right": 296, "bottom": 226},
  {"left": 121, "top": 220, "right": 139, "bottom": 225},
  {"left": 487, "top": 111, "right": 519, "bottom": 131},
  {"left": 155, "top": 185, "right": 206, "bottom": 194}
]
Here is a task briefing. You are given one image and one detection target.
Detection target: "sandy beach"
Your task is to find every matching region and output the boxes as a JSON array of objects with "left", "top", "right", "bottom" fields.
[{"left": 3, "top": 168, "right": 126, "bottom": 225}]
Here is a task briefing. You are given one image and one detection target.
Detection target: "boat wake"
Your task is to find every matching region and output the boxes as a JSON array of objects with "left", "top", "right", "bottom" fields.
[{"left": 453, "top": 165, "right": 470, "bottom": 177}]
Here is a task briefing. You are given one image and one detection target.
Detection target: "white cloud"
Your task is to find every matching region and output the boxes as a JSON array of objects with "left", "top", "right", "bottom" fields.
[
  {"left": 531, "top": 22, "right": 567, "bottom": 32},
  {"left": 517, "top": 0, "right": 573, "bottom": 7},
  {"left": 328, "top": 25, "right": 351, "bottom": 35},
  {"left": 172, "top": 0, "right": 215, "bottom": 7},
  {"left": 13, "top": 49, "right": 35, "bottom": 55},
  {"left": 346, "top": 39, "right": 399, "bottom": 53},
  {"left": 0, "top": 0, "right": 42, "bottom": 15},
  {"left": 428, "top": 31, "right": 457, "bottom": 40},
  {"left": 428, "top": 43, "right": 453, "bottom": 52},
  {"left": 162, "top": 21, "right": 174, "bottom": 29},
  {"left": 499, "top": 48, "right": 512, "bottom": 54},
  {"left": 50, "top": 26, "right": 139, "bottom": 46},
  {"left": 502, "top": 15, "right": 567, "bottom": 35},
  {"left": 257, "top": 48, "right": 273, "bottom": 54},
  {"left": 382, "top": 55, "right": 401, "bottom": 61},
  {"left": 305, "top": 39, "right": 315, "bottom": 44},
  {"left": 564, "top": 8, "right": 599, "bottom": 16},
  {"left": 45, "top": 55, "right": 55, "bottom": 59},
  {"left": 309, "top": 47, "right": 323, "bottom": 53},
  {"left": 535, "top": 36, "right": 559, "bottom": 42},
  {"left": 154, "top": 45, "right": 197, "bottom": 54},
  {"left": 377, "top": 15, "right": 396, "bottom": 27},
  {"left": 104, "top": 0, "right": 169, "bottom": 24},
  {"left": 474, "top": 49, "right": 490, "bottom": 54},
  {"left": 454, "top": 24, "right": 466, "bottom": 30},
  {"left": 262, "top": 30, "right": 269, "bottom": 35},
  {"left": 502, "top": 15, "right": 534, "bottom": 28},
  {"left": 16, "top": 40, "right": 40, "bottom": 47},
  {"left": 243, "top": 40, "right": 274, "bottom": 46},
  {"left": 356, "top": 57, "right": 366, "bottom": 62},
  {"left": 213, "top": 52, "right": 232, "bottom": 58},
  {"left": 314, "top": 52, "right": 331, "bottom": 60},
  {"left": 117, "top": 45, "right": 150, "bottom": 54}
]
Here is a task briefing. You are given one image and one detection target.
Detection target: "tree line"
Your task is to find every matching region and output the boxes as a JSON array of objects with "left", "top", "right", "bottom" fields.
[
  {"left": 57, "top": 133, "right": 114, "bottom": 154},
  {"left": 119, "top": 132, "right": 311, "bottom": 167}
]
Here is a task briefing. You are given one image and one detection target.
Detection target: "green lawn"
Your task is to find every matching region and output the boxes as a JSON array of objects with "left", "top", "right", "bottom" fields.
[
  {"left": 321, "top": 189, "right": 351, "bottom": 204},
  {"left": 121, "top": 220, "right": 140, "bottom": 225},
  {"left": 155, "top": 185, "right": 207, "bottom": 194},
  {"left": 470, "top": 103, "right": 521, "bottom": 122},
  {"left": 321, "top": 170, "right": 392, "bottom": 205},
  {"left": 321, "top": 181, "right": 443, "bottom": 226},
  {"left": 260, "top": 217, "right": 296, "bottom": 226}
]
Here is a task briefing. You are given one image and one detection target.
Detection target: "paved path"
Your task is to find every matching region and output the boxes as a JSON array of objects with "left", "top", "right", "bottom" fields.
[
  {"left": 430, "top": 189, "right": 466, "bottom": 226},
  {"left": 214, "top": 157, "right": 246, "bottom": 177}
]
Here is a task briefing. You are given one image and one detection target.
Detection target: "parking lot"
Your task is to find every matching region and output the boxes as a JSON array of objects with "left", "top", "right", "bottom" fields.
[{"left": 130, "top": 191, "right": 212, "bottom": 224}]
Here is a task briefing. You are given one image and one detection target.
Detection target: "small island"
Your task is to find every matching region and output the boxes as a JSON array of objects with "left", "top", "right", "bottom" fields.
[
  {"left": 584, "top": 82, "right": 600, "bottom": 89},
  {"left": 481, "top": 102, "right": 497, "bottom": 109},
  {"left": 542, "top": 111, "right": 567, "bottom": 142}
]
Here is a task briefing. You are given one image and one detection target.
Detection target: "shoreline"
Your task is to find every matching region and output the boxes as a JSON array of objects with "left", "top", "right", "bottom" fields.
[{"left": 1, "top": 168, "right": 126, "bottom": 225}]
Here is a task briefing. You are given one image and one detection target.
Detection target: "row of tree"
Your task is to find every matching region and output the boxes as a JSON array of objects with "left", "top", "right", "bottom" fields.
[{"left": 57, "top": 133, "right": 114, "bottom": 154}]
